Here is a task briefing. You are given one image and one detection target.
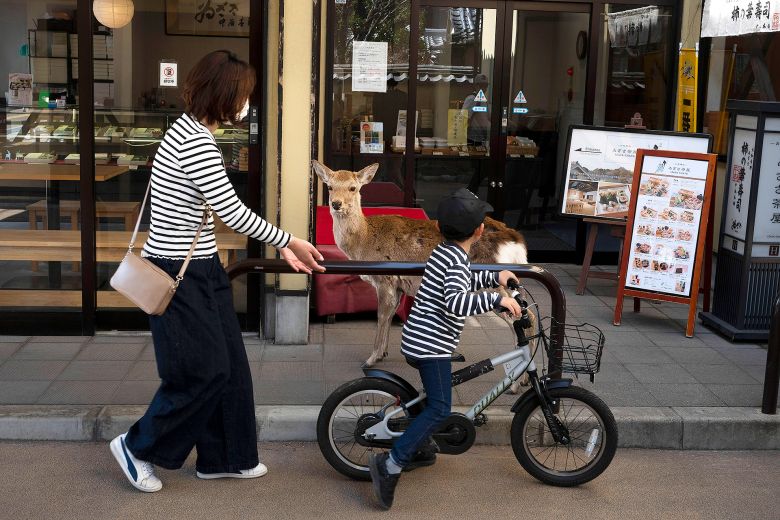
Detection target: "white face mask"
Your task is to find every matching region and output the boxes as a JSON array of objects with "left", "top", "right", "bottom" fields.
[{"left": 238, "top": 100, "right": 250, "bottom": 121}]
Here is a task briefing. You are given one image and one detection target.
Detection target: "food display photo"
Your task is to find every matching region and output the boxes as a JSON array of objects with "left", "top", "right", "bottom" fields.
[{"left": 625, "top": 167, "right": 706, "bottom": 297}]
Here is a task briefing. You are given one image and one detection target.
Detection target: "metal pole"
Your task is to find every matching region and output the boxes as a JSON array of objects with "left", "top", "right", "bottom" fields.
[
  {"left": 226, "top": 259, "right": 567, "bottom": 379},
  {"left": 762, "top": 294, "right": 780, "bottom": 414}
]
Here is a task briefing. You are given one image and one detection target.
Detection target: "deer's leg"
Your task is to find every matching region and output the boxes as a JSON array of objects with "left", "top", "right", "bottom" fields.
[{"left": 364, "top": 280, "right": 403, "bottom": 367}]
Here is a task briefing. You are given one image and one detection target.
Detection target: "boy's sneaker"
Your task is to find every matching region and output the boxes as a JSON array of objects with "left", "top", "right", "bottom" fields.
[
  {"left": 196, "top": 462, "right": 268, "bottom": 480},
  {"left": 109, "top": 433, "right": 162, "bottom": 493},
  {"left": 405, "top": 439, "right": 439, "bottom": 471},
  {"left": 368, "top": 452, "right": 399, "bottom": 510}
]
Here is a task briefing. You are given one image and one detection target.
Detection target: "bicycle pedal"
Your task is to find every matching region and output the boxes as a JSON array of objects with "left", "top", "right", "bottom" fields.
[{"left": 474, "top": 413, "right": 488, "bottom": 427}]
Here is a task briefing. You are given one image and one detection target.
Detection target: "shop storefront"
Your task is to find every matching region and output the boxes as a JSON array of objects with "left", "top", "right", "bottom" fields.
[
  {"left": 6, "top": 0, "right": 770, "bottom": 339},
  {"left": 0, "top": 0, "right": 282, "bottom": 334},
  {"left": 323, "top": 0, "right": 685, "bottom": 264}
]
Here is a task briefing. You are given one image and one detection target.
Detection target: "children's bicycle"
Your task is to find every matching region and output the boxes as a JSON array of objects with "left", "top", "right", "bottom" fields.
[{"left": 316, "top": 279, "right": 618, "bottom": 487}]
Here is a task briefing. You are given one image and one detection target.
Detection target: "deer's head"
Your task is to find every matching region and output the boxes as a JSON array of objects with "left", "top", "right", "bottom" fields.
[{"left": 312, "top": 160, "right": 378, "bottom": 217}]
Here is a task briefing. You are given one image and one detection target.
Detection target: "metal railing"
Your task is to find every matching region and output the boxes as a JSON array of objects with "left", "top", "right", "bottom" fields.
[
  {"left": 762, "top": 294, "right": 780, "bottom": 415},
  {"left": 226, "top": 259, "right": 568, "bottom": 377}
]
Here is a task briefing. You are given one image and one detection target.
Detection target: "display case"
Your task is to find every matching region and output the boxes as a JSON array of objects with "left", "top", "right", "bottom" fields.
[{"left": 1, "top": 106, "right": 249, "bottom": 172}]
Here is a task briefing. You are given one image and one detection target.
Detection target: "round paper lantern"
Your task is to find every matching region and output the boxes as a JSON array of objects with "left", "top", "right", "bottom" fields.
[{"left": 93, "top": 0, "right": 134, "bottom": 29}]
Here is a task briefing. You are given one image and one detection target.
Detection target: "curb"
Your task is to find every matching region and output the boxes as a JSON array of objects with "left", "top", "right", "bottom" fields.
[{"left": 0, "top": 405, "right": 778, "bottom": 450}]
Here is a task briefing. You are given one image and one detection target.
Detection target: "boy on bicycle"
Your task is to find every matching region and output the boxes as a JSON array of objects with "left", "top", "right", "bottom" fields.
[{"left": 368, "top": 187, "right": 521, "bottom": 510}]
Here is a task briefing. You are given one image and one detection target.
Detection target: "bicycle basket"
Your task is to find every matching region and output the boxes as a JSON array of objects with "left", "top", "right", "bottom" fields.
[{"left": 534, "top": 317, "right": 605, "bottom": 378}]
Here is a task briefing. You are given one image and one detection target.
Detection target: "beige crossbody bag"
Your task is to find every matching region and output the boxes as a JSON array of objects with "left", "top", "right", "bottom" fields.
[{"left": 110, "top": 179, "right": 209, "bottom": 315}]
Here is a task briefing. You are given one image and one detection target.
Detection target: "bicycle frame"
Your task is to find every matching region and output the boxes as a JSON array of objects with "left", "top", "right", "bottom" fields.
[{"left": 363, "top": 342, "right": 538, "bottom": 441}]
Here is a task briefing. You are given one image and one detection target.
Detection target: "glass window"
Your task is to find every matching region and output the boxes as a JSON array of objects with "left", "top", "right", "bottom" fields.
[
  {"left": 328, "top": 0, "right": 410, "bottom": 205},
  {"left": 93, "top": 3, "right": 252, "bottom": 314},
  {"left": 704, "top": 32, "right": 780, "bottom": 154},
  {"left": 0, "top": 0, "right": 81, "bottom": 310},
  {"left": 413, "top": 6, "right": 496, "bottom": 217},
  {"left": 595, "top": 4, "right": 676, "bottom": 130}
]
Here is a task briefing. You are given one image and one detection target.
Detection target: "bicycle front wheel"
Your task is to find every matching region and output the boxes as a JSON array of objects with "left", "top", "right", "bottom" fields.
[{"left": 510, "top": 386, "right": 617, "bottom": 486}]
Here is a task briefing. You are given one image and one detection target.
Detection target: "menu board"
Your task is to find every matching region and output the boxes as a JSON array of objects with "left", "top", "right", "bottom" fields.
[
  {"left": 626, "top": 155, "right": 709, "bottom": 297},
  {"left": 560, "top": 126, "right": 711, "bottom": 221},
  {"left": 614, "top": 149, "right": 717, "bottom": 338}
]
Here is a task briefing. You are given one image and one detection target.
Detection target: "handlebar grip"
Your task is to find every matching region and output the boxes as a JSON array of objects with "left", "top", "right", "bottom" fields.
[{"left": 507, "top": 278, "right": 520, "bottom": 290}]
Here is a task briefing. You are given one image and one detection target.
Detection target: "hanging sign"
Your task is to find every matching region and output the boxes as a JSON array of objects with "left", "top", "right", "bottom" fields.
[
  {"left": 702, "top": 0, "right": 780, "bottom": 37},
  {"left": 675, "top": 47, "right": 698, "bottom": 133},
  {"left": 607, "top": 6, "right": 659, "bottom": 48},
  {"left": 352, "top": 41, "right": 388, "bottom": 93},
  {"left": 615, "top": 149, "right": 718, "bottom": 337},
  {"left": 159, "top": 61, "right": 178, "bottom": 87}
]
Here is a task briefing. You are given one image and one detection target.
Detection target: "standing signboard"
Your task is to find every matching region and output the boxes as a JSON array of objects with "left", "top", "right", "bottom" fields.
[
  {"left": 560, "top": 126, "right": 712, "bottom": 221},
  {"left": 614, "top": 150, "right": 718, "bottom": 337}
]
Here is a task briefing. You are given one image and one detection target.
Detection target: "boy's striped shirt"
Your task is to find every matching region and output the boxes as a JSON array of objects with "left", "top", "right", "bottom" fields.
[{"left": 401, "top": 242, "right": 501, "bottom": 359}]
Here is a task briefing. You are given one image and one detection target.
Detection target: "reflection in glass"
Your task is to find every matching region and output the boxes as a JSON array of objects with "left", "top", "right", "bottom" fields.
[{"left": 0, "top": 0, "right": 81, "bottom": 309}]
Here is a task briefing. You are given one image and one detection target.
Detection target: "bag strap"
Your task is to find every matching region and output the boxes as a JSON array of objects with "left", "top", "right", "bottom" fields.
[{"left": 127, "top": 176, "right": 209, "bottom": 287}]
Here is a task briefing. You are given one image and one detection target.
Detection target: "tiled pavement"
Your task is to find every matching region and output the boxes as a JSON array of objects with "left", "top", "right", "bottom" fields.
[{"left": 0, "top": 264, "right": 771, "bottom": 409}]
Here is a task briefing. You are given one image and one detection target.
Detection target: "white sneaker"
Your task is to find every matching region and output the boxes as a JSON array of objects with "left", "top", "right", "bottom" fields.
[
  {"left": 196, "top": 462, "right": 268, "bottom": 480},
  {"left": 109, "top": 433, "right": 163, "bottom": 493}
]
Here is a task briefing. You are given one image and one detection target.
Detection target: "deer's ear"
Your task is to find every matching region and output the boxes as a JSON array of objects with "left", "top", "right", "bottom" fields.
[
  {"left": 311, "top": 160, "right": 332, "bottom": 184},
  {"left": 357, "top": 163, "right": 379, "bottom": 185}
]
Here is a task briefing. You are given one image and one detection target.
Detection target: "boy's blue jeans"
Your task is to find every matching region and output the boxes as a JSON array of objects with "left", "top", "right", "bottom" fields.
[{"left": 390, "top": 357, "right": 452, "bottom": 467}]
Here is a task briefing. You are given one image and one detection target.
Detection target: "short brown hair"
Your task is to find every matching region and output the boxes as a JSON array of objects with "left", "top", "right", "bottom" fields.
[{"left": 183, "top": 50, "right": 255, "bottom": 126}]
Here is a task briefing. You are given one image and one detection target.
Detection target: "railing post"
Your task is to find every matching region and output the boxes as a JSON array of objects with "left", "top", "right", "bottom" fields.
[{"left": 762, "top": 293, "right": 780, "bottom": 415}]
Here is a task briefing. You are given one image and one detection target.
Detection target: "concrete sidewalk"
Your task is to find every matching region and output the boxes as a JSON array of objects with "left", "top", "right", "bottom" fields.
[{"left": 0, "top": 264, "right": 778, "bottom": 448}]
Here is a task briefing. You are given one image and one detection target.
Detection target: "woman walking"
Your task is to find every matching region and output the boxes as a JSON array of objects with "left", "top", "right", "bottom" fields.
[{"left": 110, "top": 50, "right": 324, "bottom": 492}]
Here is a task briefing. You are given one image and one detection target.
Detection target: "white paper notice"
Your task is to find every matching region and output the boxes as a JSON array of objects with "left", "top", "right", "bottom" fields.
[
  {"left": 159, "top": 62, "right": 178, "bottom": 87},
  {"left": 352, "top": 41, "right": 388, "bottom": 93},
  {"left": 8, "top": 73, "right": 32, "bottom": 106}
]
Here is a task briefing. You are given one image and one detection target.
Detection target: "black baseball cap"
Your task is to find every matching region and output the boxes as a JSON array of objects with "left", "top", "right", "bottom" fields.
[{"left": 437, "top": 188, "right": 493, "bottom": 236}]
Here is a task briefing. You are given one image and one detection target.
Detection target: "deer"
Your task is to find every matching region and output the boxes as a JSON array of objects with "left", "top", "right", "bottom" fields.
[{"left": 313, "top": 160, "right": 535, "bottom": 391}]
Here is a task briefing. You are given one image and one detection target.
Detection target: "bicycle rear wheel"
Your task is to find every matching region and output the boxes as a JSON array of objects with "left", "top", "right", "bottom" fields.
[
  {"left": 510, "top": 386, "right": 617, "bottom": 486},
  {"left": 316, "top": 378, "right": 413, "bottom": 481}
]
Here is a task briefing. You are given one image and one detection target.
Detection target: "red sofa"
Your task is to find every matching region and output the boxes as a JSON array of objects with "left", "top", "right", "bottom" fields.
[{"left": 314, "top": 205, "right": 428, "bottom": 320}]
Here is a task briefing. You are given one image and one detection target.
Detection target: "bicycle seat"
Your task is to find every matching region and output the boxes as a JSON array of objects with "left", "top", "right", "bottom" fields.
[{"left": 405, "top": 352, "right": 466, "bottom": 369}]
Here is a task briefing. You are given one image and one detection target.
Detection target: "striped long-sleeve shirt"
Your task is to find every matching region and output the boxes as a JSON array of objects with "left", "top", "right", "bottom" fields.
[
  {"left": 401, "top": 242, "right": 501, "bottom": 359},
  {"left": 142, "top": 113, "right": 291, "bottom": 259}
]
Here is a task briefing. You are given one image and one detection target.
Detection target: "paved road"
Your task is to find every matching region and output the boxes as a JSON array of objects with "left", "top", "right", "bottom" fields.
[{"left": 2, "top": 442, "right": 778, "bottom": 519}]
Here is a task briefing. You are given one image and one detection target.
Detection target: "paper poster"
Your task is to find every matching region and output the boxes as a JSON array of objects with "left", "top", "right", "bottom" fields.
[
  {"left": 561, "top": 127, "right": 711, "bottom": 219},
  {"left": 359, "top": 121, "right": 384, "bottom": 153},
  {"left": 352, "top": 41, "right": 388, "bottom": 93},
  {"left": 396, "top": 110, "right": 418, "bottom": 137},
  {"left": 702, "top": 0, "right": 780, "bottom": 37},
  {"left": 447, "top": 109, "right": 469, "bottom": 146},
  {"left": 159, "top": 61, "right": 178, "bottom": 87},
  {"left": 625, "top": 155, "right": 710, "bottom": 297},
  {"left": 8, "top": 73, "right": 33, "bottom": 106},
  {"left": 752, "top": 131, "right": 780, "bottom": 248}
]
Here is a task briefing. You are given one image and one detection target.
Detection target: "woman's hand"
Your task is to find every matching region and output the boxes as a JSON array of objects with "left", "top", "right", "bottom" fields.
[
  {"left": 281, "top": 237, "right": 326, "bottom": 274},
  {"left": 498, "top": 270, "right": 519, "bottom": 288}
]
